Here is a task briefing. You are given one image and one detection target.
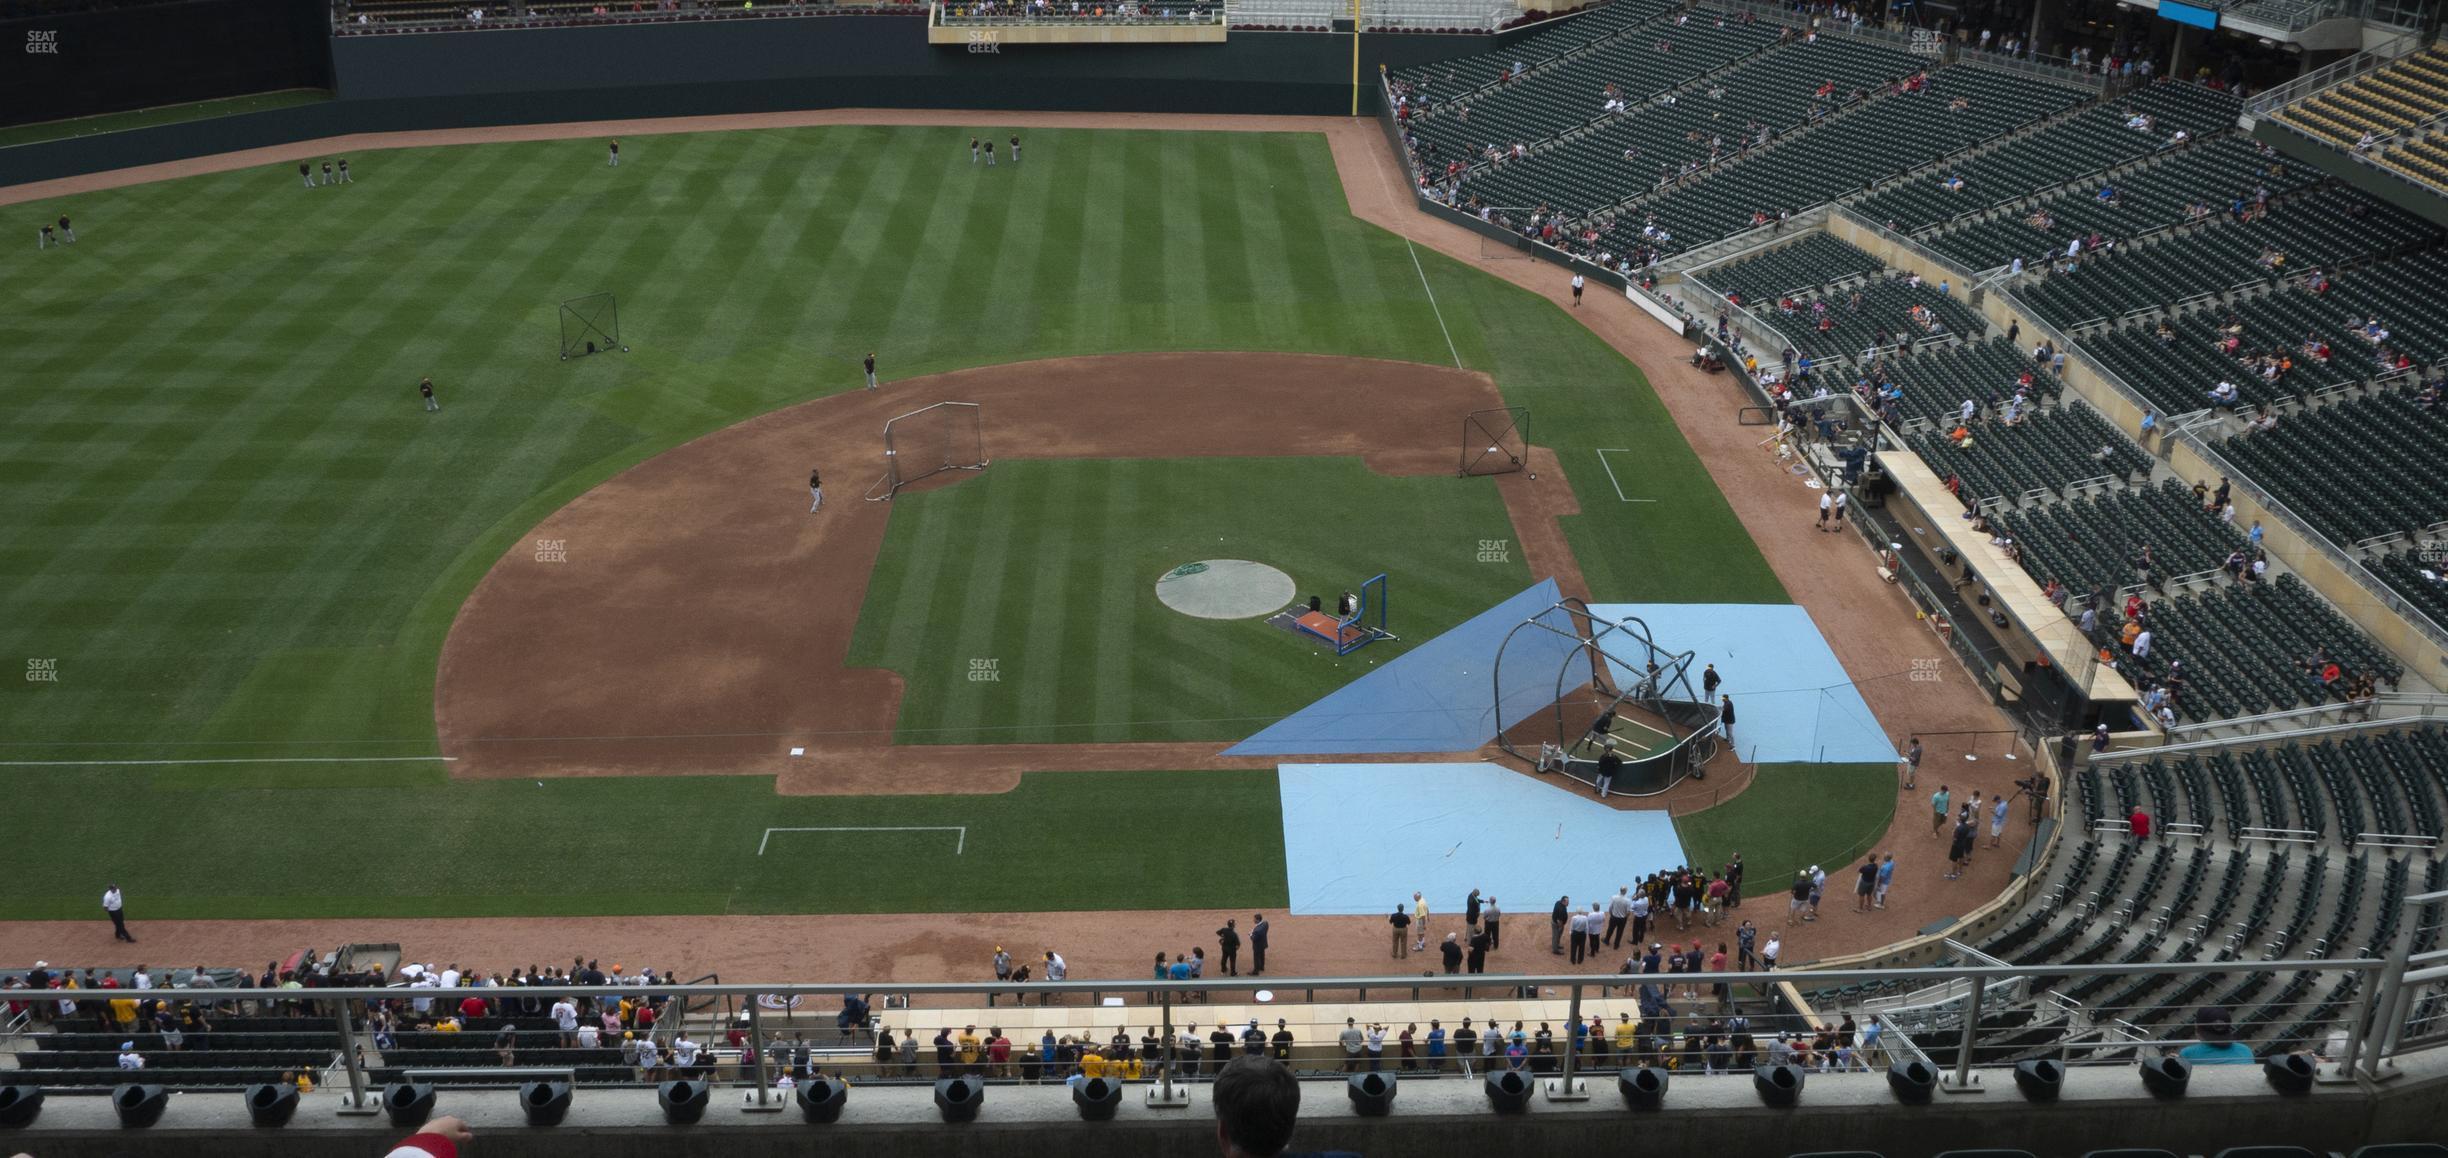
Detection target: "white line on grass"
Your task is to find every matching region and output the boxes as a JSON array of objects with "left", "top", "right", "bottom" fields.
[
  {"left": 1405, "top": 239, "right": 1463, "bottom": 370},
  {"left": 758, "top": 826, "right": 967, "bottom": 857},
  {"left": 0, "top": 756, "right": 456, "bottom": 767},
  {"left": 1593, "top": 449, "right": 1659, "bottom": 503}
]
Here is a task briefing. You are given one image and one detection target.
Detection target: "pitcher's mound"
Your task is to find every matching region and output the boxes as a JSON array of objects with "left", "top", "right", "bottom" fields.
[{"left": 1156, "top": 559, "right": 1295, "bottom": 620}]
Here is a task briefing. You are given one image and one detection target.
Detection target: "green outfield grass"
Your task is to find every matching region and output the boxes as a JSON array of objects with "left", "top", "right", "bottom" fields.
[
  {"left": 0, "top": 89, "right": 330, "bottom": 150},
  {"left": 0, "top": 123, "right": 1788, "bottom": 918},
  {"left": 0, "top": 767, "right": 1288, "bottom": 920},
  {"left": 849, "top": 457, "right": 1530, "bottom": 743},
  {"left": 1672, "top": 763, "right": 1898, "bottom": 901}
]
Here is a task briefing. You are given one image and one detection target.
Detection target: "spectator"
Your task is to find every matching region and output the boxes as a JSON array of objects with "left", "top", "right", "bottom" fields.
[
  {"left": 1212, "top": 1055, "right": 1337, "bottom": 1158},
  {"left": 2178, "top": 1007, "right": 2254, "bottom": 1065}
]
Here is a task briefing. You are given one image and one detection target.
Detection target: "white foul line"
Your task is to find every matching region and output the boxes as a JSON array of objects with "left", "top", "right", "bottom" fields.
[
  {"left": 1593, "top": 449, "right": 1659, "bottom": 503},
  {"left": 758, "top": 826, "right": 967, "bottom": 857},
  {"left": 1406, "top": 239, "right": 1463, "bottom": 370},
  {"left": 0, "top": 756, "right": 455, "bottom": 767}
]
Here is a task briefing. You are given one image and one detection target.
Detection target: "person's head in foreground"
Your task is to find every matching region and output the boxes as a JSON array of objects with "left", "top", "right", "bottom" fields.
[{"left": 1214, "top": 1054, "right": 1305, "bottom": 1157}]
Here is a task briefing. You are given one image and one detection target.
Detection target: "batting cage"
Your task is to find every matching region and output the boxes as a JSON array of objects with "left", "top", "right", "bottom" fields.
[
  {"left": 1489, "top": 597, "right": 1720, "bottom": 796},
  {"left": 1459, "top": 406, "right": 1529, "bottom": 477},
  {"left": 558, "top": 292, "right": 627, "bottom": 360},
  {"left": 864, "top": 401, "right": 987, "bottom": 502}
]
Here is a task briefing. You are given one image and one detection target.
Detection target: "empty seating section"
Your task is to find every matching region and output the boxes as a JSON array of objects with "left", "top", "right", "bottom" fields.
[
  {"left": 373, "top": 1023, "right": 632, "bottom": 1086},
  {"left": 1456, "top": 30, "right": 1905, "bottom": 218},
  {"left": 1925, "top": 136, "right": 2311, "bottom": 272},
  {"left": 17, "top": 1017, "right": 338, "bottom": 1090},
  {"left": 2087, "top": 727, "right": 2448, "bottom": 854},
  {"left": 1968, "top": 724, "right": 2448, "bottom": 1061},
  {"left": 2325, "top": 250, "right": 2448, "bottom": 365},
  {"left": 2117, "top": 576, "right": 2404, "bottom": 720},
  {"left": 2280, "top": 44, "right": 2448, "bottom": 174},
  {"left": 1608, "top": 66, "right": 2090, "bottom": 256},
  {"left": 1855, "top": 81, "right": 2243, "bottom": 233},
  {"left": 2373, "top": 548, "right": 2448, "bottom": 627},
  {"left": 1874, "top": 337, "right": 2058, "bottom": 426},
  {"left": 1907, "top": 402, "right": 2150, "bottom": 502},
  {"left": 2011, "top": 188, "right": 2434, "bottom": 331},
  {"left": 1391, "top": 0, "right": 1675, "bottom": 93},
  {"left": 1995, "top": 479, "right": 2245, "bottom": 597},
  {"left": 1698, "top": 232, "right": 1882, "bottom": 294},
  {"left": 1757, "top": 277, "right": 1985, "bottom": 361},
  {"left": 2215, "top": 390, "right": 2448, "bottom": 545}
]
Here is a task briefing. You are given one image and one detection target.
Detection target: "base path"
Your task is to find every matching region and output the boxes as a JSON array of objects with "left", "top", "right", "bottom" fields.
[{"left": 436, "top": 352, "right": 1582, "bottom": 792}]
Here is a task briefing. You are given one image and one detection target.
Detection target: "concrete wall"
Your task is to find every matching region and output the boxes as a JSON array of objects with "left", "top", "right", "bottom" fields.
[
  {"left": 9, "top": 1050, "right": 2445, "bottom": 1157},
  {"left": 0, "top": 0, "right": 330, "bottom": 129}
]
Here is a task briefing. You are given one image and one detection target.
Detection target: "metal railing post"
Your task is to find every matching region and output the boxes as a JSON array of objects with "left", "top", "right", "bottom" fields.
[
  {"left": 742, "top": 996, "right": 779, "bottom": 1112},
  {"left": 1149, "top": 987, "right": 1189, "bottom": 1107},
  {"left": 333, "top": 999, "right": 377, "bottom": 1115},
  {"left": 1548, "top": 982, "right": 1588, "bottom": 1100},
  {"left": 1949, "top": 970, "right": 1985, "bottom": 1089}
]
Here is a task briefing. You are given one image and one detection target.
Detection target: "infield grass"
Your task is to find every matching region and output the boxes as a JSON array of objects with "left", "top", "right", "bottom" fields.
[
  {"left": 849, "top": 457, "right": 1531, "bottom": 743},
  {"left": 1672, "top": 763, "right": 1899, "bottom": 900},
  {"left": 0, "top": 124, "right": 1788, "bottom": 918}
]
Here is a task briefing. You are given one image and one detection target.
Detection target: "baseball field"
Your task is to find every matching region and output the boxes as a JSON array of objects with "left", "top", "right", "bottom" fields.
[{"left": 0, "top": 121, "right": 1891, "bottom": 925}]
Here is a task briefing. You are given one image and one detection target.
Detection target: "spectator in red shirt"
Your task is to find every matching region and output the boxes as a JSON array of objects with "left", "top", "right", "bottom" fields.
[{"left": 2129, "top": 808, "right": 2152, "bottom": 839}]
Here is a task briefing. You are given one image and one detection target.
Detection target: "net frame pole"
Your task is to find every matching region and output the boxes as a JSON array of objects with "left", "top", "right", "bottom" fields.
[
  {"left": 1459, "top": 406, "right": 1530, "bottom": 477},
  {"left": 558, "top": 292, "right": 626, "bottom": 360},
  {"left": 864, "top": 401, "right": 987, "bottom": 502}
]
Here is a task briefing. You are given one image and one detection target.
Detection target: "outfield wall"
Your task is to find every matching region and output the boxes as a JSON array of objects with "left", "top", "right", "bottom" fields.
[{"left": 0, "top": 16, "right": 1497, "bottom": 189}]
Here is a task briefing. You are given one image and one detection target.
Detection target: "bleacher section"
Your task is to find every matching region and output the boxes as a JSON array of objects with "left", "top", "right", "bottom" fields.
[
  {"left": 1454, "top": 31, "right": 1920, "bottom": 217},
  {"left": 1391, "top": 0, "right": 1676, "bottom": 101},
  {"left": 14, "top": 1017, "right": 339, "bottom": 1090},
  {"left": 2279, "top": 43, "right": 2448, "bottom": 190},
  {"left": 1854, "top": 81, "right": 2242, "bottom": 234},
  {"left": 2009, "top": 187, "right": 2436, "bottom": 331},
  {"left": 2116, "top": 576, "right": 2403, "bottom": 719},
  {"left": 1950, "top": 725, "right": 2448, "bottom": 1063},
  {"left": 1604, "top": 65, "right": 2092, "bottom": 256},
  {"left": 1872, "top": 337, "right": 2060, "bottom": 427},
  {"left": 1907, "top": 401, "right": 2151, "bottom": 503},
  {"left": 2214, "top": 387, "right": 2448, "bottom": 547},
  {"left": 1994, "top": 480, "right": 2247, "bottom": 597},
  {"left": 1923, "top": 134, "right": 2314, "bottom": 272}
]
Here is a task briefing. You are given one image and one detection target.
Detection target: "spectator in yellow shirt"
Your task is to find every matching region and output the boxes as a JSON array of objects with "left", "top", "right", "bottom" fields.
[
  {"left": 1613, "top": 1013, "right": 1639, "bottom": 1055},
  {"left": 1080, "top": 1050, "right": 1106, "bottom": 1080},
  {"left": 957, "top": 1025, "right": 983, "bottom": 1073}
]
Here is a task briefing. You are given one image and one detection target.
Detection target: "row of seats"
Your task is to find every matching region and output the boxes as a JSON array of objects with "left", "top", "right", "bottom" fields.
[
  {"left": 2089, "top": 727, "right": 2448, "bottom": 845},
  {"left": 1855, "top": 80, "right": 2243, "bottom": 233},
  {"left": 1412, "top": 16, "right": 1781, "bottom": 178},
  {"left": 1906, "top": 401, "right": 2150, "bottom": 503},
  {"left": 2113, "top": 576, "right": 2403, "bottom": 721},
  {"left": 1695, "top": 231, "right": 1883, "bottom": 296},
  {"left": 1392, "top": 0, "right": 1675, "bottom": 94},
  {"left": 1870, "top": 336, "right": 2059, "bottom": 427},
  {"left": 1993, "top": 478, "right": 2246, "bottom": 599},
  {"left": 2214, "top": 386, "right": 2448, "bottom": 545},
  {"left": 1925, "top": 134, "right": 2313, "bottom": 272},
  {"left": 1606, "top": 65, "right": 2091, "bottom": 256},
  {"left": 2081, "top": 287, "right": 2375, "bottom": 417},
  {"left": 2011, "top": 187, "right": 2435, "bottom": 331},
  {"left": 2279, "top": 43, "right": 2448, "bottom": 160},
  {"left": 1458, "top": 30, "right": 1916, "bottom": 218}
]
